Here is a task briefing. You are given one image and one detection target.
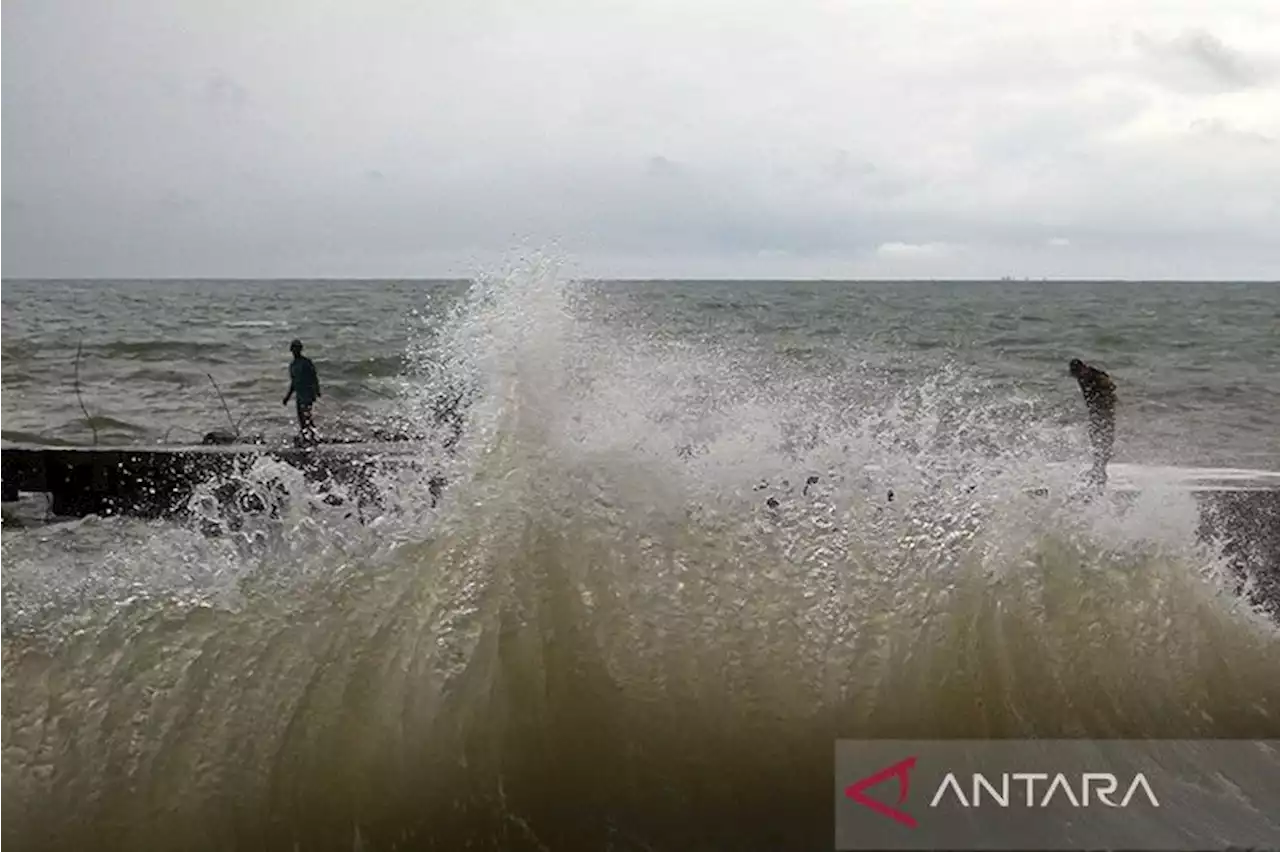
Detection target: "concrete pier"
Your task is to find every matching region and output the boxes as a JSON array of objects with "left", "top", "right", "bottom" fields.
[
  {"left": 4, "top": 443, "right": 1278, "bottom": 612},
  {"left": 1, "top": 441, "right": 430, "bottom": 520}
]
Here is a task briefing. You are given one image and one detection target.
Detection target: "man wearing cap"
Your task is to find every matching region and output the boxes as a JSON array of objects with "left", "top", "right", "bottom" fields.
[
  {"left": 1068, "top": 358, "right": 1116, "bottom": 488},
  {"left": 283, "top": 339, "right": 321, "bottom": 442}
]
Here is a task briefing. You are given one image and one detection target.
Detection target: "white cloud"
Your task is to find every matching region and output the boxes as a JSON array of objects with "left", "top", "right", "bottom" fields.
[{"left": 2, "top": 0, "right": 1278, "bottom": 279}]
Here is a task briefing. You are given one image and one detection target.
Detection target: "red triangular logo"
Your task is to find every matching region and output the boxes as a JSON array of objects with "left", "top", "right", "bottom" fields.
[{"left": 844, "top": 755, "right": 918, "bottom": 828}]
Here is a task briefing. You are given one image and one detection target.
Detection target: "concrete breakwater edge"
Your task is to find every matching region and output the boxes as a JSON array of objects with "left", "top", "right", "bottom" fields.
[
  {"left": 3, "top": 442, "right": 1279, "bottom": 618},
  {"left": 0, "top": 440, "right": 441, "bottom": 523}
]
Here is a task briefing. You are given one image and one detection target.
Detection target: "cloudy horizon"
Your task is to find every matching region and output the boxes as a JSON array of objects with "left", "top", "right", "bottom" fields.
[{"left": 3, "top": 0, "right": 1278, "bottom": 280}]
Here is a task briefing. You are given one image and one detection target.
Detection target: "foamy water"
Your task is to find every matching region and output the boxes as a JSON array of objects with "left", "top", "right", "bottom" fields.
[{"left": 4, "top": 258, "right": 1280, "bottom": 851}]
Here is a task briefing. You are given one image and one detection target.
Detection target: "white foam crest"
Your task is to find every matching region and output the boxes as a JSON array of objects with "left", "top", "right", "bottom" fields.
[{"left": 378, "top": 255, "right": 1275, "bottom": 659}]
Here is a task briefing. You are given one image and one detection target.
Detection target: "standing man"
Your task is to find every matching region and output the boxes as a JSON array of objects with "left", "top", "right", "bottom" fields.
[
  {"left": 1068, "top": 358, "right": 1116, "bottom": 488},
  {"left": 283, "top": 339, "right": 321, "bottom": 443}
]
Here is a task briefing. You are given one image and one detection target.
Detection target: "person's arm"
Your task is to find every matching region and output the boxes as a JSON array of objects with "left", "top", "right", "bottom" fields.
[
  {"left": 283, "top": 368, "right": 294, "bottom": 405},
  {"left": 309, "top": 361, "right": 321, "bottom": 398}
]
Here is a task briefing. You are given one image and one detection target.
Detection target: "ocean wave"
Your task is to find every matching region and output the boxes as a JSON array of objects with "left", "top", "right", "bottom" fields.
[
  {"left": 95, "top": 340, "right": 240, "bottom": 362},
  {"left": 4, "top": 257, "right": 1279, "bottom": 851},
  {"left": 320, "top": 354, "right": 409, "bottom": 381}
]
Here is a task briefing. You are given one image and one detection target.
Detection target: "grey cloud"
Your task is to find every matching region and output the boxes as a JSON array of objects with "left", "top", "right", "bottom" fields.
[
  {"left": 2, "top": 0, "right": 1278, "bottom": 280},
  {"left": 1134, "top": 28, "right": 1265, "bottom": 91},
  {"left": 645, "top": 156, "right": 683, "bottom": 178},
  {"left": 159, "top": 191, "right": 201, "bottom": 212},
  {"left": 203, "top": 74, "right": 249, "bottom": 108},
  {"left": 820, "top": 151, "right": 877, "bottom": 184},
  {"left": 1189, "top": 118, "right": 1275, "bottom": 146}
]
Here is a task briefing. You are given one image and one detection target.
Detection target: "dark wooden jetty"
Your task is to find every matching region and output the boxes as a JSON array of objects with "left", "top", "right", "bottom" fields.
[{"left": 1, "top": 439, "right": 433, "bottom": 520}]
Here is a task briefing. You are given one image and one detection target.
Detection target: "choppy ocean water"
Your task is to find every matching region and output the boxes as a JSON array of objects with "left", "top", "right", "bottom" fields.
[
  {"left": 3, "top": 276, "right": 1278, "bottom": 467},
  {"left": 2, "top": 266, "right": 1280, "bottom": 851}
]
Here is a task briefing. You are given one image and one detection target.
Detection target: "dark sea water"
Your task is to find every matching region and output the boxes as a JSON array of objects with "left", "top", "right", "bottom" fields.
[
  {"left": 4, "top": 276, "right": 1279, "bottom": 467},
  {"left": 2, "top": 265, "right": 1280, "bottom": 851}
]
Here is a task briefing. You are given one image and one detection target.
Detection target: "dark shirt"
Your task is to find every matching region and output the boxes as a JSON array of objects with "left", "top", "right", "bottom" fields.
[
  {"left": 1075, "top": 365, "right": 1116, "bottom": 417},
  {"left": 289, "top": 356, "right": 320, "bottom": 405}
]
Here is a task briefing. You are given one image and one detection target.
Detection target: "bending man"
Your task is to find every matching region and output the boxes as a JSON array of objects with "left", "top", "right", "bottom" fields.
[{"left": 1068, "top": 358, "right": 1116, "bottom": 488}]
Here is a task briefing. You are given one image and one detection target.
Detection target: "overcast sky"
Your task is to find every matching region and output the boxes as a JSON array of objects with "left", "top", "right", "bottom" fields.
[{"left": 3, "top": 0, "right": 1278, "bottom": 279}]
